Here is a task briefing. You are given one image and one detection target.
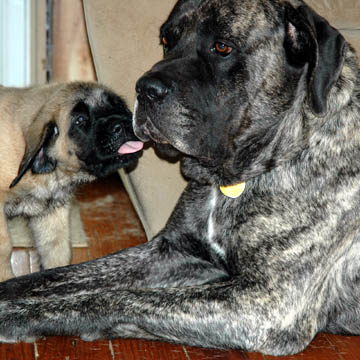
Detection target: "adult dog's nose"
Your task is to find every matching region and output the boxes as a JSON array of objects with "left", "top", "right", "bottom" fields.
[{"left": 136, "top": 75, "right": 170, "bottom": 101}]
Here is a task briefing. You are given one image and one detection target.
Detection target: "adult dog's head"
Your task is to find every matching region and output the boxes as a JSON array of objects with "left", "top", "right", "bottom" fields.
[
  {"left": 134, "top": 0, "right": 352, "bottom": 186},
  {"left": 11, "top": 82, "right": 143, "bottom": 188}
]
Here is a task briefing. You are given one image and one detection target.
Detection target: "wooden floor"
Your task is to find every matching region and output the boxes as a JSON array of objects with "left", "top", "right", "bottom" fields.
[{"left": 3, "top": 174, "right": 360, "bottom": 360}]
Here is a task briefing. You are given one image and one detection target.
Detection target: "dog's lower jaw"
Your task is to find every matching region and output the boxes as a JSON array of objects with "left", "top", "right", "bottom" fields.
[{"left": 153, "top": 142, "right": 182, "bottom": 160}]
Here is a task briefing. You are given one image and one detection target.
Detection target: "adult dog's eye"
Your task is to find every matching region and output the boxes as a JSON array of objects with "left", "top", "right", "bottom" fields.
[
  {"left": 162, "top": 37, "right": 168, "bottom": 46},
  {"left": 161, "top": 37, "right": 169, "bottom": 53},
  {"left": 212, "top": 42, "right": 233, "bottom": 56},
  {"left": 74, "top": 114, "right": 88, "bottom": 126}
]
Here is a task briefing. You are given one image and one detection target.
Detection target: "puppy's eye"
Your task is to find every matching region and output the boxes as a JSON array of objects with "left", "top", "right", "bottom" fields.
[
  {"left": 212, "top": 42, "right": 233, "bottom": 57},
  {"left": 74, "top": 114, "right": 88, "bottom": 127}
]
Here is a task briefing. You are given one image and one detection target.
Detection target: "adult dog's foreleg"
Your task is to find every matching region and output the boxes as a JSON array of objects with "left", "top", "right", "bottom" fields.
[
  {"left": 0, "top": 233, "right": 320, "bottom": 355},
  {"left": 0, "top": 234, "right": 229, "bottom": 341},
  {"left": 0, "top": 270, "right": 320, "bottom": 356}
]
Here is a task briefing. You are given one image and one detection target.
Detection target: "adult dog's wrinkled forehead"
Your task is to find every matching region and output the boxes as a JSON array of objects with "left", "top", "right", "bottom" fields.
[{"left": 161, "top": 0, "right": 303, "bottom": 43}]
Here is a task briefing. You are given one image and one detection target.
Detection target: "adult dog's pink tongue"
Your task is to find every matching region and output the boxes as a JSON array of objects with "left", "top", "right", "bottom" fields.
[{"left": 118, "top": 141, "right": 144, "bottom": 154}]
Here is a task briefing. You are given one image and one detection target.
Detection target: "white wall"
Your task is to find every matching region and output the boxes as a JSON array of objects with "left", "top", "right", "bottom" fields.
[
  {"left": 0, "top": 0, "right": 46, "bottom": 87},
  {"left": 0, "top": 0, "right": 32, "bottom": 86}
]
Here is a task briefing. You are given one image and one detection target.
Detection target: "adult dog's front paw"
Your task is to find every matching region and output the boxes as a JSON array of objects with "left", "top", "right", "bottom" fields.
[
  {"left": 0, "top": 302, "right": 23, "bottom": 343},
  {"left": 0, "top": 279, "right": 35, "bottom": 343},
  {"left": 0, "top": 303, "right": 37, "bottom": 343}
]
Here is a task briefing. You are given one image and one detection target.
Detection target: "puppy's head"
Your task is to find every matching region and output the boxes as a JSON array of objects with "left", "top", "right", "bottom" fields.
[{"left": 10, "top": 82, "right": 143, "bottom": 188}]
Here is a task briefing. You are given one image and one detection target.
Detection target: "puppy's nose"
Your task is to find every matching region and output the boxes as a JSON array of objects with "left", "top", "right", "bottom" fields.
[
  {"left": 136, "top": 75, "right": 170, "bottom": 101},
  {"left": 111, "top": 123, "right": 122, "bottom": 134},
  {"left": 102, "top": 116, "right": 124, "bottom": 135}
]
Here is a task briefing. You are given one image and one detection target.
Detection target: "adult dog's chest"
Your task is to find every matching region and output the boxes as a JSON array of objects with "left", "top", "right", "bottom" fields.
[
  {"left": 205, "top": 186, "right": 231, "bottom": 257},
  {"left": 187, "top": 166, "right": 360, "bottom": 279},
  {"left": 186, "top": 184, "right": 244, "bottom": 258}
]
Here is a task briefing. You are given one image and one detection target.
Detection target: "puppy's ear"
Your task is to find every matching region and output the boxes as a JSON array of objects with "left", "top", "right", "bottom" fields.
[
  {"left": 284, "top": 4, "right": 346, "bottom": 115},
  {"left": 10, "top": 122, "right": 59, "bottom": 188}
]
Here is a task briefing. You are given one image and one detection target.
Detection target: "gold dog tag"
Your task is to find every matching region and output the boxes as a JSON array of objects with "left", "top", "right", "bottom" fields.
[{"left": 219, "top": 182, "right": 246, "bottom": 198}]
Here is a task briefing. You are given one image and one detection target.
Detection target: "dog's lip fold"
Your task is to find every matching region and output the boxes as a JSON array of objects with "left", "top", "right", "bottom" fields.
[
  {"left": 118, "top": 141, "right": 144, "bottom": 155},
  {"left": 147, "top": 132, "right": 169, "bottom": 145},
  {"left": 136, "top": 118, "right": 170, "bottom": 145}
]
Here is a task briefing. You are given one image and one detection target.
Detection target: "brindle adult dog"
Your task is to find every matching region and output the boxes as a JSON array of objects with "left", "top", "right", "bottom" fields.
[{"left": 0, "top": 0, "right": 359, "bottom": 356}]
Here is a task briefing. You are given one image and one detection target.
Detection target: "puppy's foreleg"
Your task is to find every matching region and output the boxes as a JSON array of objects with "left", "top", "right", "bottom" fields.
[{"left": 29, "top": 204, "right": 72, "bottom": 269}]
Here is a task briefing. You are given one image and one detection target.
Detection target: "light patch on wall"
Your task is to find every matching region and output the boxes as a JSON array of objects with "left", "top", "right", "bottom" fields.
[
  {"left": 0, "top": 0, "right": 32, "bottom": 86},
  {"left": 0, "top": 0, "right": 46, "bottom": 87}
]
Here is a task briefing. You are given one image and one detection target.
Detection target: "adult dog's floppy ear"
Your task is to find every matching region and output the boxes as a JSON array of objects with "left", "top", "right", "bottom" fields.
[
  {"left": 10, "top": 122, "right": 59, "bottom": 188},
  {"left": 284, "top": 4, "right": 346, "bottom": 115}
]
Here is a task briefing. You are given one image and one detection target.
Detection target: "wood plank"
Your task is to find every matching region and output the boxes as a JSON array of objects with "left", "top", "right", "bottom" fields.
[
  {"left": 76, "top": 176, "right": 146, "bottom": 260},
  {"left": 326, "top": 333, "right": 360, "bottom": 360},
  {"left": 35, "top": 337, "right": 113, "bottom": 360},
  {"left": 185, "top": 347, "right": 265, "bottom": 359},
  {"left": 110, "top": 339, "right": 189, "bottom": 360},
  {"left": 0, "top": 342, "right": 35, "bottom": 360}
]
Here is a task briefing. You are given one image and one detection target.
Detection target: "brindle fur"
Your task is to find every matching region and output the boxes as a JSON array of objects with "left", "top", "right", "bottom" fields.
[
  {"left": 0, "top": 82, "right": 139, "bottom": 281},
  {"left": 0, "top": 0, "right": 359, "bottom": 356}
]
